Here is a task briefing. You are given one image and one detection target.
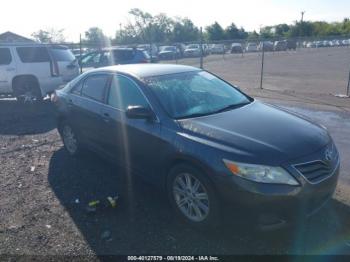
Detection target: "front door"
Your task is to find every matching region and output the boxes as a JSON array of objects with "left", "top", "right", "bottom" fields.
[{"left": 100, "top": 75, "right": 162, "bottom": 178}]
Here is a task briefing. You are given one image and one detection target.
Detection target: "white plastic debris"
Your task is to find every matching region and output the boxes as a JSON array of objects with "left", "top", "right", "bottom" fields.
[
  {"left": 30, "top": 166, "right": 35, "bottom": 172},
  {"left": 46, "top": 225, "right": 51, "bottom": 229}
]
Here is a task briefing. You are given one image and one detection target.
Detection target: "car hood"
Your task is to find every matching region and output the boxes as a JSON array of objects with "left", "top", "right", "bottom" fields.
[{"left": 177, "top": 101, "right": 329, "bottom": 165}]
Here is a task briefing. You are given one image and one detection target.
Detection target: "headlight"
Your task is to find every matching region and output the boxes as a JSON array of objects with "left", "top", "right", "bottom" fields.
[{"left": 223, "top": 159, "right": 299, "bottom": 186}]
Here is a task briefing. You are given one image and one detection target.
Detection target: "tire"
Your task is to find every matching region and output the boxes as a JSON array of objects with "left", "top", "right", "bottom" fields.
[
  {"left": 14, "top": 78, "right": 43, "bottom": 104},
  {"left": 59, "top": 122, "right": 81, "bottom": 157},
  {"left": 167, "top": 164, "right": 220, "bottom": 228}
]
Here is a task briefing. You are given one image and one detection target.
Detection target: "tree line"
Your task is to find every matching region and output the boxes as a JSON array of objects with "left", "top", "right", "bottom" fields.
[{"left": 31, "top": 8, "right": 350, "bottom": 46}]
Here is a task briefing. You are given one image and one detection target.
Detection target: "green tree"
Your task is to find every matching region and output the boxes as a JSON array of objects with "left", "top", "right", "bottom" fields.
[
  {"left": 84, "top": 27, "right": 109, "bottom": 48},
  {"left": 247, "top": 30, "right": 259, "bottom": 40},
  {"left": 31, "top": 28, "right": 65, "bottom": 43},
  {"left": 260, "top": 26, "right": 274, "bottom": 39},
  {"left": 171, "top": 18, "right": 199, "bottom": 42},
  {"left": 225, "top": 23, "right": 248, "bottom": 40},
  {"left": 206, "top": 22, "right": 225, "bottom": 41},
  {"left": 274, "top": 24, "right": 290, "bottom": 37}
]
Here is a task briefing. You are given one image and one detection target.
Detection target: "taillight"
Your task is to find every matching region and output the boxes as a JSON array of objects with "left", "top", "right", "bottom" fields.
[
  {"left": 50, "top": 91, "right": 59, "bottom": 103},
  {"left": 50, "top": 60, "right": 60, "bottom": 77}
]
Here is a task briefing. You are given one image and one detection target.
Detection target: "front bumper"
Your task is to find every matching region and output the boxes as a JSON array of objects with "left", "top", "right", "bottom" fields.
[{"left": 213, "top": 162, "right": 339, "bottom": 229}]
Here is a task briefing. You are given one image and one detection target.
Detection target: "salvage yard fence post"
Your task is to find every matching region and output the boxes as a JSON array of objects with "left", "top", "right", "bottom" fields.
[
  {"left": 79, "top": 34, "right": 83, "bottom": 74},
  {"left": 200, "top": 27, "right": 204, "bottom": 69},
  {"left": 260, "top": 42, "right": 265, "bottom": 89},
  {"left": 347, "top": 67, "right": 350, "bottom": 97}
]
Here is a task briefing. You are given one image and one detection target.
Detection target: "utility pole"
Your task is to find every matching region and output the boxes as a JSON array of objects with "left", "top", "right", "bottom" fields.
[
  {"left": 260, "top": 42, "right": 265, "bottom": 89},
  {"left": 347, "top": 67, "right": 350, "bottom": 97},
  {"left": 79, "top": 34, "right": 82, "bottom": 74},
  {"left": 299, "top": 11, "right": 305, "bottom": 48},
  {"left": 200, "top": 27, "right": 203, "bottom": 69}
]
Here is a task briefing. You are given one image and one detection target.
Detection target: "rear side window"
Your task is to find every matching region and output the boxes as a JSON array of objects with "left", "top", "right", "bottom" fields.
[
  {"left": 16, "top": 47, "right": 50, "bottom": 63},
  {"left": 0, "top": 48, "right": 12, "bottom": 65},
  {"left": 82, "top": 74, "right": 109, "bottom": 102},
  {"left": 71, "top": 80, "right": 83, "bottom": 95},
  {"left": 50, "top": 48, "right": 75, "bottom": 62}
]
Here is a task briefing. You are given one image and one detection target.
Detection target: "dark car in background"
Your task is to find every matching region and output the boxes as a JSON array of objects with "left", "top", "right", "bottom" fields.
[
  {"left": 274, "top": 40, "right": 288, "bottom": 51},
  {"left": 79, "top": 47, "right": 150, "bottom": 71},
  {"left": 158, "top": 46, "right": 181, "bottom": 60},
  {"left": 230, "top": 43, "right": 243, "bottom": 54},
  {"left": 258, "top": 41, "right": 274, "bottom": 51},
  {"left": 53, "top": 64, "right": 340, "bottom": 230}
]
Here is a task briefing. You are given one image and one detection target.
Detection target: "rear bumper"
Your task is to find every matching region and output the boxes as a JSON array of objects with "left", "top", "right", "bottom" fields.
[{"left": 213, "top": 164, "right": 339, "bottom": 229}]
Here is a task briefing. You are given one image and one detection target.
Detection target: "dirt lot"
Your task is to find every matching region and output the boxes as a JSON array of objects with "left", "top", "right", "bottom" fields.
[{"left": 1, "top": 48, "right": 350, "bottom": 258}]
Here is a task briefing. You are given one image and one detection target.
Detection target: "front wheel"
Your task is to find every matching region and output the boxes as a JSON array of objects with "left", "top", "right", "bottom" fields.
[{"left": 167, "top": 164, "right": 220, "bottom": 228}]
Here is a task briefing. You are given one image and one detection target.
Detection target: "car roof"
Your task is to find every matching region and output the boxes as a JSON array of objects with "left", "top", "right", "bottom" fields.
[
  {"left": 92, "top": 64, "right": 201, "bottom": 78},
  {"left": 0, "top": 42, "right": 69, "bottom": 49}
]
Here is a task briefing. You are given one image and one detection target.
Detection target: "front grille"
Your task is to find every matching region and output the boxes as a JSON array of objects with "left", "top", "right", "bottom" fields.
[{"left": 294, "top": 157, "right": 338, "bottom": 183}]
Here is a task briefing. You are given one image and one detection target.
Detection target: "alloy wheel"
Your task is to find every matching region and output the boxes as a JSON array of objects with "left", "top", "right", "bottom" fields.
[{"left": 173, "top": 173, "right": 210, "bottom": 222}]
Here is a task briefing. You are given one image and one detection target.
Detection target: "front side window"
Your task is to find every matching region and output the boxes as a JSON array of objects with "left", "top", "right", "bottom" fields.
[
  {"left": 0, "top": 48, "right": 12, "bottom": 65},
  {"left": 16, "top": 47, "right": 50, "bottom": 63},
  {"left": 108, "top": 75, "right": 148, "bottom": 110},
  {"left": 81, "top": 74, "right": 109, "bottom": 102},
  {"left": 144, "top": 71, "right": 251, "bottom": 119}
]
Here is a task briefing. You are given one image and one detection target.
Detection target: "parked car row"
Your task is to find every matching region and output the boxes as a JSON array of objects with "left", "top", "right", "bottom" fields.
[{"left": 303, "top": 39, "right": 350, "bottom": 48}]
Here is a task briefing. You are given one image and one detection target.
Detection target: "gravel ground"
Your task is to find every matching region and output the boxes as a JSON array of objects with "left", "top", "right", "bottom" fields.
[{"left": 1, "top": 48, "right": 350, "bottom": 258}]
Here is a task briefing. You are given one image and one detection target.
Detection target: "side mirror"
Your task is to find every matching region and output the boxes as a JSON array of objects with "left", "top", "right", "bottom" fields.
[{"left": 126, "top": 106, "right": 155, "bottom": 120}]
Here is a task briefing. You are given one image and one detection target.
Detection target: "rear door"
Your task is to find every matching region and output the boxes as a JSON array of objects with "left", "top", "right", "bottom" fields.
[
  {"left": 0, "top": 47, "right": 16, "bottom": 93},
  {"left": 49, "top": 47, "right": 79, "bottom": 82},
  {"left": 73, "top": 73, "right": 111, "bottom": 151}
]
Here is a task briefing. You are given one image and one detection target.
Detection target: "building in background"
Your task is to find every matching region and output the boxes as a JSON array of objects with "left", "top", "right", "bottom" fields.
[{"left": 0, "top": 31, "right": 35, "bottom": 43}]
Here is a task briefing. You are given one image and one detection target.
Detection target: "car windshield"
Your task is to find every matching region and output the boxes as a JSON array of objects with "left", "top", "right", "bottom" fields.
[{"left": 144, "top": 71, "right": 251, "bottom": 119}]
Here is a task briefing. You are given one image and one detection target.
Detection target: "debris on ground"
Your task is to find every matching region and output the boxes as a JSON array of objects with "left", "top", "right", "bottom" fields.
[
  {"left": 86, "top": 195, "right": 119, "bottom": 213},
  {"left": 101, "top": 230, "right": 112, "bottom": 241},
  {"left": 30, "top": 166, "right": 35, "bottom": 172}
]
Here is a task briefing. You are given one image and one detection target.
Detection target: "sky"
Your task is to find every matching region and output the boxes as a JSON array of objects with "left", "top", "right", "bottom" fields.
[{"left": 1, "top": 0, "right": 349, "bottom": 42}]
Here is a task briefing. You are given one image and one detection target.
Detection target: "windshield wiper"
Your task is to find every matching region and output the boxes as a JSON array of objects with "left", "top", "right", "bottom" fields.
[
  {"left": 176, "top": 102, "right": 251, "bottom": 120},
  {"left": 176, "top": 112, "right": 213, "bottom": 120},
  {"left": 213, "top": 102, "right": 251, "bottom": 114}
]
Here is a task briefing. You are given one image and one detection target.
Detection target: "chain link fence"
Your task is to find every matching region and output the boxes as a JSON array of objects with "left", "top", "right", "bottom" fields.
[{"left": 63, "top": 34, "right": 350, "bottom": 97}]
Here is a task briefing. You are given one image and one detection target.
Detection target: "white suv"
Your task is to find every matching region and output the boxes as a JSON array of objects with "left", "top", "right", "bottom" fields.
[{"left": 0, "top": 43, "right": 79, "bottom": 102}]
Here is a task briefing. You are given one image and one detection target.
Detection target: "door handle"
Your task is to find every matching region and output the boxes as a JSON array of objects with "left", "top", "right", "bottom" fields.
[
  {"left": 67, "top": 99, "right": 74, "bottom": 107},
  {"left": 102, "top": 112, "right": 110, "bottom": 122}
]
